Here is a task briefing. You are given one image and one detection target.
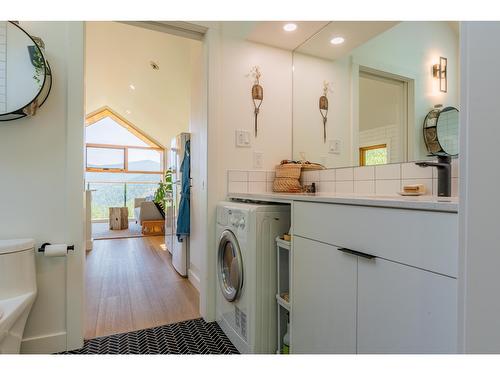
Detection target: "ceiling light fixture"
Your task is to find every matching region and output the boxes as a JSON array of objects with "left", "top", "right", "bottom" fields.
[
  {"left": 129, "top": 84, "right": 135, "bottom": 90},
  {"left": 330, "top": 36, "right": 345, "bottom": 45},
  {"left": 283, "top": 23, "right": 297, "bottom": 32}
]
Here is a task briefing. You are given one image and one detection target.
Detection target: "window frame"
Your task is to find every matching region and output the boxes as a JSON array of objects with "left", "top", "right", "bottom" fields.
[
  {"left": 85, "top": 107, "right": 164, "bottom": 175},
  {"left": 359, "top": 143, "right": 388, "bottom": 166}
]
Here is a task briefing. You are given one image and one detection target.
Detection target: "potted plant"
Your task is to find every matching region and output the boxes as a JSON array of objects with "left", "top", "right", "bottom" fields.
[{"left": 153, "top": 169, "right": 173, "bottom": 218}]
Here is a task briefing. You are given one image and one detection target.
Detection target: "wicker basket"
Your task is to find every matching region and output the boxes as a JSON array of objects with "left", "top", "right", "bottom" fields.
[
  {"left": 275, "top": 163, "right": 302, "bottom": 179},
  {"left": 300, "top": 162, "right": 325, "bottom": 171},
  {"left": 273, "top": 177, "right": 302, "bottom": 193}
]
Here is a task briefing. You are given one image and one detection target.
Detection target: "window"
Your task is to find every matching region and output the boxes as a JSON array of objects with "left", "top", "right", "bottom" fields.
[
  {"left": 85, "top": 107, "right": 165, "bottom": 221},
  {"left": 85, "top": 107, "right": 164, "bottom": 174},
  {"left": 359, "top": 144, "right": 388, "bottom": 166}
]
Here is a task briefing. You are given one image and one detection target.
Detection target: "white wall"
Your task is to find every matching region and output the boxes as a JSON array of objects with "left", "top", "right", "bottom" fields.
[
  {"left": 0, "top": 21, "right": 84, "bottom": 353},
  {"left": 292, "top": 53, "right": 351, "bottom": 167},
  {"left": 217, "top": 24, "right": 293, "bottom": 195},
  {"left": 198, "top": 22, "right": 295, "bottom": 320},
  {"left": 293, "top": 21, "right": 459, "bottom": 167},
  {"left": 459, "top": 21, "right": 500, "bottom": 353},
  {"left": 188, "top": 41, "right": 206, "bottom": 291},
  {"left": 86, "top": 22, "right": 200, "bottom": 148},
  {"left": 352, "top": 21, "right": 459, "bottom": 161}
]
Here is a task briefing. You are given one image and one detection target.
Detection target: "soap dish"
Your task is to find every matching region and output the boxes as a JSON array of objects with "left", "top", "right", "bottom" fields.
[{"left": 397, "top": 191, "right": 425, "bottom": 196}]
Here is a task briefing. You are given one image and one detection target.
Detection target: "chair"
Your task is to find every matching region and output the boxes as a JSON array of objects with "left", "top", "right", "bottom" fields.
[{"left": 134, "top": 198, "right": 164, "bottom": 224}]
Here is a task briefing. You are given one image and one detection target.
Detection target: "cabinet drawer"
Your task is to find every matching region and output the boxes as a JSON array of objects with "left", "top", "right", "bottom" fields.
[
  {"left": 293, "top": 201, "right": 458, "bottom": 277},
  {"left": 357, "top": 257, "right": 457, "bottom": 353}
]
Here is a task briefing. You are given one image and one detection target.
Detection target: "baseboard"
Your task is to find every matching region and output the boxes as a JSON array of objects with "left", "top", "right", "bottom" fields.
[
  {"left": 21, "top": 331, "right": 67, "bottom": 354},
  {"left": 188, "top": 268, "right": 201, "bottom": 292}
]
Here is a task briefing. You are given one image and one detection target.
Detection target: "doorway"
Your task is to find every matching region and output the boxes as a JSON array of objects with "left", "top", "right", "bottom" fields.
[
  {"left": 358, "top": 70, "right": 409, "bottom": 166},
  {"left": 83, "top": 21, "right": 203, "bottom": 339}
]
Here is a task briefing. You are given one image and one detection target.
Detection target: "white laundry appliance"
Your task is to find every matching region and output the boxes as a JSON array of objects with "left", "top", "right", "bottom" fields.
[
  {"left": 166, "top": 132, "right": 190, "bottom": 276},
  {"left": 215, "top": 200, "right": 290, "bottom": 354}
]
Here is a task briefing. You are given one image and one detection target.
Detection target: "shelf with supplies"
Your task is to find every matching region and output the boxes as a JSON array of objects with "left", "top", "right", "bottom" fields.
[{"left": 276, "top": 235, "right": 291, "bottom": 354}]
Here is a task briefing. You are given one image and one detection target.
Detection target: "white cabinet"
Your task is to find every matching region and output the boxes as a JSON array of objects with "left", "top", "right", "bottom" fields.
[
  {"left": 291, "top": 236, "right": 357, "bottom": 354},
  {"left": 357, "top": 256, "right": 457, "bottom": 354},
  {"left": 291, "top": 201, "right": 458, "bottom": 354}
]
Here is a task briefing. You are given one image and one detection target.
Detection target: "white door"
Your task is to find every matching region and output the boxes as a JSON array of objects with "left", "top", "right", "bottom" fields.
[
  {"left": 291, "top": 236, "right": 357, "bottom": 353},
  {"left": 357, "top": 256, "right": 458, "bottom": 353}
]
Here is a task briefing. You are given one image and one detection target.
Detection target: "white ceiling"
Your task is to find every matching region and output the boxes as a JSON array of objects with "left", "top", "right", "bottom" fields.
[
  {"left": 85, "top": 22, "right": 201, "bottom": 148},
  {"left": 295, "top": 21, "right": 399, "bottom": 60},
  {"left": 246, "top": 21, "right": 330, "bottom": 51},
  {"left": 246, "top": 21, "right": 399, "bottom": 60}
]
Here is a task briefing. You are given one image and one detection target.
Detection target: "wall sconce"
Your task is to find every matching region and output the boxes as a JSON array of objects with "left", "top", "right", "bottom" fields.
[
  {"left": 249, "top": 66, "right": 263, "bottom": 137},
  {"left": 433, "top": 57, "right": 448, "bottom": 93}
]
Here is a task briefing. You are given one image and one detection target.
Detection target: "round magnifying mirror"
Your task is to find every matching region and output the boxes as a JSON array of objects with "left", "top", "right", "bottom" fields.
[
  {"left": 423, "top": 105, "right": 459, "bottom": 157},
  {"left": 0, "top": 21, "right": 52, "bottom": 122}
]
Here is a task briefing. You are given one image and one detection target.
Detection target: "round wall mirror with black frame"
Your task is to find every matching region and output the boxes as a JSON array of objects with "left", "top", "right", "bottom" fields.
[
  {"left": 0, "top": 21, "right": 52, "bottom": 122},
  {"left": 423, "top": 105, "right": 459, "bottom": 157}
]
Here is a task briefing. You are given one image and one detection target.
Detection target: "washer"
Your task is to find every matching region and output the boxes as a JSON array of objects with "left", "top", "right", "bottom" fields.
[{"left": 216, "top": 200, "right": 290, "bottom": 354}]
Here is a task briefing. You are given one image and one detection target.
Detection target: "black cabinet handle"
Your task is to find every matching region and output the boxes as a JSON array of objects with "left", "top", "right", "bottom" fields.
[{"left": 338, "top": 247, "right": 376, "bottom": 260}]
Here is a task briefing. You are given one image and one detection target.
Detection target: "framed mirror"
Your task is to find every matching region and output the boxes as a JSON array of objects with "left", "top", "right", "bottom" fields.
[
  {"left": 423, "top": 105, "right": 459, "bottom": 156},
  {"left": 291, "top": 21, "right": 460, "bottom": 168},
  {"left": 0, "top": 21, "right": 52, "bottom": 122}
]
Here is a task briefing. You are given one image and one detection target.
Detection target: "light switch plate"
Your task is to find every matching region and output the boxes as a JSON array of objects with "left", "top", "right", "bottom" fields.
[
  {"left": 253, "top": 152, "right": 264, "bottom": 169},
  {"left": 235, "top": 130, "right": 251, "bottom": 147},
  {"left": 328, "top": 139, "right": 341, "bottom": 154}
]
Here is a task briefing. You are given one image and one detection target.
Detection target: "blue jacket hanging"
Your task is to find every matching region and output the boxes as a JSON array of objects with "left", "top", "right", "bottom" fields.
[{"left": 176, "top": 139, "right": 190, "bottom": 241}]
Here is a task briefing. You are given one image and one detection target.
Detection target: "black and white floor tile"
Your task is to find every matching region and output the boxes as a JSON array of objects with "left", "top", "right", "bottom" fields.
[{"left": 60, "top": 318, "right": 239, "bottom": 354}]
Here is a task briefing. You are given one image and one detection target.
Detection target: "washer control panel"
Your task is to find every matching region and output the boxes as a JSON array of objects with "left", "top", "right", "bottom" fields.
[{"left": 218, "top": 206, "right": 249, "bottom": 239}]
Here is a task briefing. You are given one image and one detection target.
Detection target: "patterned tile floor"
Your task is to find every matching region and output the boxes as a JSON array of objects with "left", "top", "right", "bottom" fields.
[{"left": 60, "top": 318, "right": 239, "bottom": 354}]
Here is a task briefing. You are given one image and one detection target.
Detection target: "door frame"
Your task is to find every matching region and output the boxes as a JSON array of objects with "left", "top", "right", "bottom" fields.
[
  {"left": 350, "top": 59, "right": 416, "bottom": 166},
  {"left": 73, "top": 21, "right": 214, "bottom": 350}
]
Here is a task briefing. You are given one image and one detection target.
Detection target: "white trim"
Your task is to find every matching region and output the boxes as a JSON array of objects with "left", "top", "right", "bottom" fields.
[
  {"left": 352, "top": 63, "right": 415, "bottom": 166},
  {"left": 65, "top": 21, "right": 85, "bottom": 352},
  {"left": 457, "top": 21, "right": 469, "bottom": 354},
  {"left": 188, "top": 268, "right": 201, "bottom": 292},
  {"left": 201, "top": 24, "right": 222, "bottom": 322},
  {"left": 21, "top": 331, "right": 67, "bottom": 354},
  {"left": 119, "top": 21, "right": 207, "bottom": 41}
]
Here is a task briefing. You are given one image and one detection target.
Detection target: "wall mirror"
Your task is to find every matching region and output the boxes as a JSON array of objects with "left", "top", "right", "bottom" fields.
[
  {"left": 0, "top": 21, "right": 52, "bottom": 122},
  {"left": 292, "top": 21, "right": 460, "bottom": 168},
  {"left": 423, "top": 105, "right": 459, "bottom": 156}
]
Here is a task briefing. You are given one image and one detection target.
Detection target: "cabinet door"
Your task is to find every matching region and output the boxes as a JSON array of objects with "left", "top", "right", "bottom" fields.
[
  {"left": 291, "top": 236, "right": 357, "bottom": 353},
  {"left": 357, "top": 257, "right": 458, "bottom": 353}
]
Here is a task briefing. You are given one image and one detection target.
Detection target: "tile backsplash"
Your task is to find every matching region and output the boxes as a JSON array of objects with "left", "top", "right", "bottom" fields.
[{"left": 227, "top": 159, "right": 459, "bottom": 197}]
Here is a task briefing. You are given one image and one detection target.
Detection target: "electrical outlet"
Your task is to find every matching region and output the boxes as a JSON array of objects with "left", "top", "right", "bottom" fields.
[
  {"left": 235, "top": 130, "right": 251, "bottom": 147},
  {"left": 328, "top": 139, "right": 341, "bottom": 154},
  {"left": 253, "top": 152, "right": 264, "bottom": 169}
]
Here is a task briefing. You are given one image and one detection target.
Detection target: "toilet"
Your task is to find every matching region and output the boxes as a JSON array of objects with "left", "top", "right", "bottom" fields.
[{"left": 0, "top": 239, "right": 37, "bottom": 354}]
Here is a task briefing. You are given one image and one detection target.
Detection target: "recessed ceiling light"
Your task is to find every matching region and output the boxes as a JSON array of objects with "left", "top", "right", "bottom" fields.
[
  {"left": 283, "top": 23, "right": 297, "bottom": 32},
  {"left": 129, "top": 84, "right": 136, "bottom": 90},
  {"left": 330, "top": 36, "right": 345, "bottom": 45}
]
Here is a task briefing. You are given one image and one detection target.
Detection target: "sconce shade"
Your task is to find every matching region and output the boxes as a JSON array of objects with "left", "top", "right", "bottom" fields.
[{"left": 433, "top": 56, "right": 448, "bottom": 93}]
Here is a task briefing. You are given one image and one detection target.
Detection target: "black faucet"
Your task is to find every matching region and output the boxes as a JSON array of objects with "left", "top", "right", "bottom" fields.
[{"left": 415, "top": 155, "right": 452, "bottom": 197}]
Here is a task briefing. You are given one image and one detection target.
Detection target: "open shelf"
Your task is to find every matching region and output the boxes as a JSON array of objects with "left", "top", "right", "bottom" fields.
[
  {"left": 276, "top": 294, "right": 290, "bottom": 311},
  {"left": 276, "top": 235, "right": 291, "bottom": 354},
  {"left": 276, "top": 236, "right": 291, "bottom": 250}
]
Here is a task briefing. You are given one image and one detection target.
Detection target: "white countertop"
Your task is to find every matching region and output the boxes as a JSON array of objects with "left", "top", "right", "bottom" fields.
[{"left": 228, "top": 192, "right": 458, "bottom": 213}]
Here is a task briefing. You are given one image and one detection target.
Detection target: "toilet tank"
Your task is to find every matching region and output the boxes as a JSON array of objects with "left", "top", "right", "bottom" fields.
[{"left": 0, "top": 239, "right": 37, "bottom": 300}]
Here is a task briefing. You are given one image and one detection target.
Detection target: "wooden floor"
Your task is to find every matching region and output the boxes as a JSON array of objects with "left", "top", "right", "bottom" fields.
[{"left": 85, "top": 236, "right": 200, "bottom": 339}]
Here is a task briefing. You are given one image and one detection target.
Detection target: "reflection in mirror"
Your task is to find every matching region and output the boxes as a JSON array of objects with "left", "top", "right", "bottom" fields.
[
  {"left": 423, "top": 105, "right": 459, "bottom": 156},
  {"left": 0, "top": 21, "right": 52, "bottom": 121},
  {"left": 292, "top": 21, "right": 460, "bottom": 168}
]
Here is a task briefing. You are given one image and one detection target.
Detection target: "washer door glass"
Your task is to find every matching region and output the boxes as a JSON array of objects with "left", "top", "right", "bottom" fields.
[{"left": 217, "top": 230, "right": 244, "bottom": 302}]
